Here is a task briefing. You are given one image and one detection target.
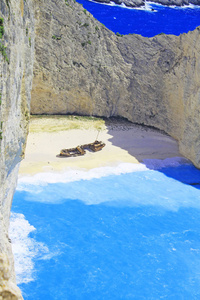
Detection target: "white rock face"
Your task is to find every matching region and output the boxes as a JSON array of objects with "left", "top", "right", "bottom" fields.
[{"left": 0, "top": 0, "right": 35, "bottom": 298}]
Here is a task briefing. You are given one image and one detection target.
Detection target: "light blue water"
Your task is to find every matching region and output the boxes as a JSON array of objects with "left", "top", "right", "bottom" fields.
[
  {"left": 77, "top": 0, "right": 200, "bottom": 37},
  {"left": 11, "top": 160, "right": 200, "bottom": 299}
]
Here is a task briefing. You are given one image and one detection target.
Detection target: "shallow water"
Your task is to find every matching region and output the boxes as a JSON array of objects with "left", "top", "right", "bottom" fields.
[
  {"left": 76, "top": 0, "right": 200, "bottom": 36},
  {"left": 11, "top": 158, "right": 200, "bottom": 299}
]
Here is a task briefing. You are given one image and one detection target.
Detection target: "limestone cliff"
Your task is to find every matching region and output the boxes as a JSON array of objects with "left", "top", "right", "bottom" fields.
[
  {"left": 0, "top": 0, "right": 35, "bottom": 298},
  {"left": 31, "top": 0, "right": 200, "bottom": 168}
]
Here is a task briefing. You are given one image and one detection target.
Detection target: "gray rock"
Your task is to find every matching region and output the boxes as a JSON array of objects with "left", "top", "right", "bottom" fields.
[
  {"left": 189, "top": 0, "right": 200, "bottom": 4},
  {"left": 123, "top": 0, "right": 144, "bottom": 7},
  {"left": 113, "top": 0, "right": 123, "bottom": 4},
  {"left": 93, "top": 0, "right": 111, "bottom": 3},
  {"left": 147, "top": 0, "right": 186, "bottom": 6},
  {"left": 0, "top": 0, "right": 35, "bottom": 298}
]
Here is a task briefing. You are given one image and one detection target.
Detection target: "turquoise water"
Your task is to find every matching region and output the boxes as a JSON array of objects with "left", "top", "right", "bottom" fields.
[
  {"left": 11, "top": 159, "right": 200, "bottom": 299},
  {"left": 77, "top": 0, "right": 200, "bottom": 37}
]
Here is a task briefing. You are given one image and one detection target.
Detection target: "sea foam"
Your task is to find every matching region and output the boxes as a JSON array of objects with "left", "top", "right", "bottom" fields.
[
  {"left": 89, "top": 0, "right": 155, "bottom": 10},
  {"left": 17, "top": 162, "right": 149, "bottom": 190},
  {"left": 17, "top": 157, "right": 190, "bottom": 189},
  {"left": 9, "top": 213, "right": 49, "bottom": 284}
]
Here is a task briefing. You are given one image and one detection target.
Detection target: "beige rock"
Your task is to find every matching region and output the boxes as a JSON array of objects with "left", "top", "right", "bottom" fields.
[{"left": 0, "top": 254, "right": 22, "bottom": 300}]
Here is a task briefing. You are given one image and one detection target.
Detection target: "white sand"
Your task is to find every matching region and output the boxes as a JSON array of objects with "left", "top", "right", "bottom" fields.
[{"left": 19, "top": 117, "right": 181, "bottom": 175}]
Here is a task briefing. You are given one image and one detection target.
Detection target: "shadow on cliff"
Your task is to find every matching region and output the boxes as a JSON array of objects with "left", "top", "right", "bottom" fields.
[{"left": 104, "top": 117, "right": 200, "bottom": 189}]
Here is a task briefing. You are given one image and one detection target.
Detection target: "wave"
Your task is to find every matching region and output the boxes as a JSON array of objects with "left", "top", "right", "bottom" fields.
[
  {"left": 87, "top": 0, "right": 198, "bottom": 10},
  {"left": 17, "top": 163, "right": 148, "bottom": 190},
  {"left": 14, "top": 157, "right": 200, "bottom": 212},
  {"left": 17, "top": 157, "right": 191, "bottom": 191},
  {"left": 9, "top": 213, "right": 50, "bottom": 285},
  {"left": 87, "top": 0, "right": 156, "bottom": 10}
]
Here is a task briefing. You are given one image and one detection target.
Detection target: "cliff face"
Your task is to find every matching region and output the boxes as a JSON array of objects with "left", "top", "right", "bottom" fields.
[
  {"left": 0, "top": 0, "right": 35, "bottom": 298},
  {"left": 31, "top": 0, "right": 200, "bottom": 168}
]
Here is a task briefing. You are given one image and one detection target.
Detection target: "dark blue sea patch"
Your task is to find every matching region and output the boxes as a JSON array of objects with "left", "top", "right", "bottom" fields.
[{"left": 76, "top": 0, "right": 200, "bottom": 37}]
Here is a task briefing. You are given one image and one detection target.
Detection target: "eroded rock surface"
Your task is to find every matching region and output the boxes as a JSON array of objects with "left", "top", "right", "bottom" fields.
[
  {"left": 0, "top": 253, "right": 22, "bottom": 300},
  {"left": 0, "top": 0, "right": 35, "bottom": 298}
]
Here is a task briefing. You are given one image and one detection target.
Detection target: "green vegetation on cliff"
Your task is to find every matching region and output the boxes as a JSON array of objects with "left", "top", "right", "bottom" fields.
[
  {"left": 0, "top": 18, "right": 4, "bottom": 39},
  {"left": 0, "top": 17, "right": 9, "bottom": 63}
]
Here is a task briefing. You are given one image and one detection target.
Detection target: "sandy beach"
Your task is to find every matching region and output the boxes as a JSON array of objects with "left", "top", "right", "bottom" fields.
[{"left": 19, "top": 116, "right": 182, "bottom": 175}]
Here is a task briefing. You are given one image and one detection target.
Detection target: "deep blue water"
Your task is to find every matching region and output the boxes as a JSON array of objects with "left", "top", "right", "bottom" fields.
[
  {"left": 12, "top": 161, "right": 200, "bottom": 299},
  {"left": 77, "top": 0, "right": 200, "bottom": 36}
]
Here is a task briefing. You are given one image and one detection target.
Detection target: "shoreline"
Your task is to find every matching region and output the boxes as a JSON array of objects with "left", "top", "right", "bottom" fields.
[
  {"left": 19, "top": 116, "right": 182, "bottom": 176},
  {"left": 84, "top": 0, "right": 198, "bottom": 10}
]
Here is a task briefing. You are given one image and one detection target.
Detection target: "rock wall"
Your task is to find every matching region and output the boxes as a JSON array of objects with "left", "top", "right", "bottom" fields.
[
  {"left": 31, "top": 0, "right": 200, "bottom": 168},
  {"left": 0, "top": 0, "right": 35, "bottom": 298}
]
